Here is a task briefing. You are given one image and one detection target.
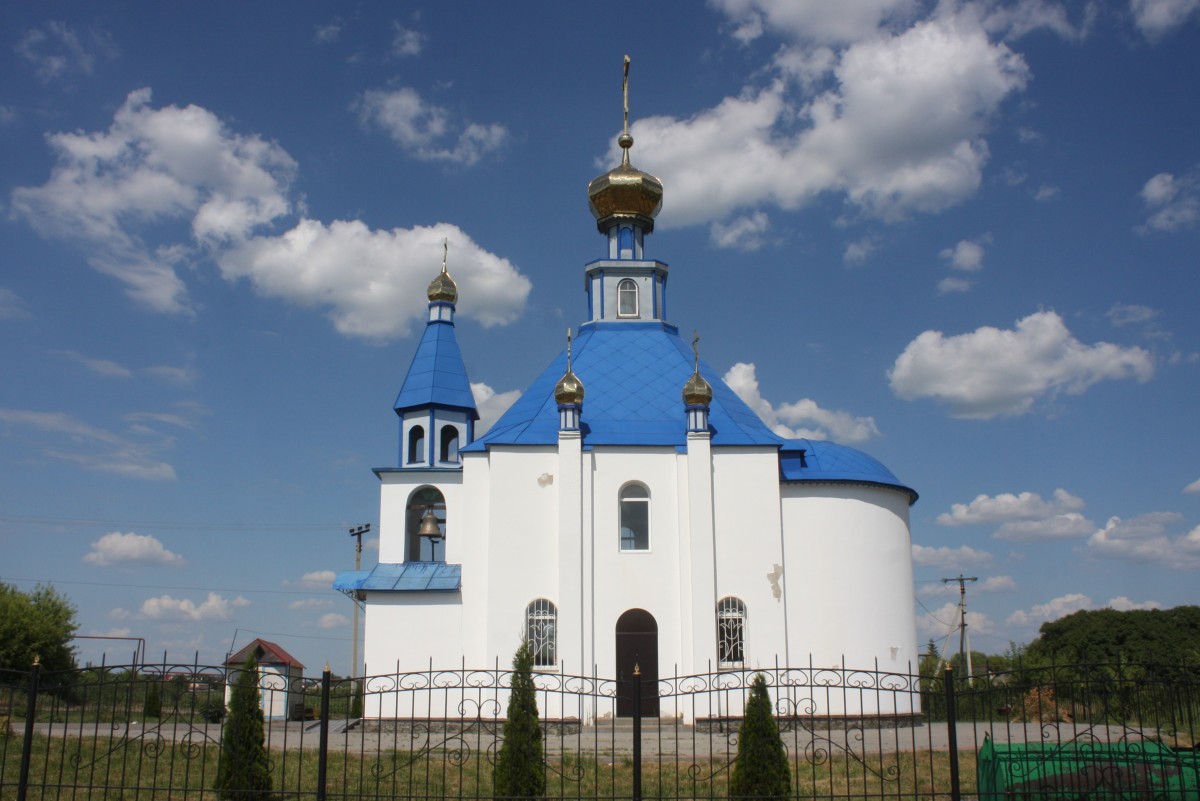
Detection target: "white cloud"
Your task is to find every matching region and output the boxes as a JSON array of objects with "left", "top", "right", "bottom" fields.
[
  {"left": 0, "top": 407, "right": 177, "bottom": 480},
  {"left": 15, "top": 22, "right": 115, "bottom": 81},
  {"left": 1087, "top": 513, "right": 1200, "bottom": 568},
  {"left": 911, "top": 544, "right": 994, "bottom": 568},
  {"left": 1107, "top": 303, "right": 1159, "bottom": 327},
  {"left": 710, "top": 212, "right": 771, "bottom": 250},
  {"left": 724, "top": 362, "right": 880, "bottom": 442},
  {"left": 0, "top": 288, "right": 32, "bottom": 320},
  {"left": 978, "top": 575, "right": 1017, "bottom": 593},
  {"left": 83, "top": 531, "right": 185, "bottom": 567},
  {"left": 843, "top": 236, "right": 876, "bottom": 265},
  {"left": 1006, "top": 592, "right": 1163, "bottom": 627},
  {"left": 938, "top": 488, "right": 1085, "bottom": 525},
  {"left": 889, "top": 310, "right": 1154, "bottom": 419},
  {"left": 624, "top": 11, "right": 1029, "bottom": 228},
  {"left": 1185, "top": 478, "right": 1200, "bottom": 494},
  {"left": 1006, "top": 593, "right": 1093, "bottom": 626},
  {"left": 317, "top": 613, "right": 350, "bottom": 629},
  {"left": 1034, "top": 184, "right": 1060, "bottom": 201},
  {"left": 1130, "top": 0, "right": 1200, "bottom": 38},
  {"left": 471, "top": 382, "right": 522, "bottom": 435},
  {"left": 288, "top": 598, "right": 333, "bottom": 610},
  {"left": 140, "top": 592, "right": 248, "bottom": 621},
  {"left": 356, "top": 87, "right": 508, "bottom": 166},
  {"left": 994, "top": 513, "right": 1095, "bottom": 541},
  {"left": 940, "top": 239, "right": 986, "bottom": 272},
  {"left": 710, "top": 0, "right": 917, "bottom": 45},
  {"left": 285, "top": 570, "right": 338, "bottom": 590},
  {"left": 218, "top": 220, "right": 530, "bottom": 339},
  {"left": 1138, "top": 168, "right": 1200, "bottom": 232},
  {"left": 937, "top": 276, "right": 973, "bottom": 294},
  {"left": 979, "top": 0, "right": 1094, "bottom": 40},
  {"left": 391, "top": 23, "right": 425, "bottom": 56},
  {"left": 314, "top": 18, "right": 344, "bottom": 43},
  {"left": 11, "top": 88, "right": 296, "bottom": 313},
  {"left": 53, "top": 350, "right": 132, "bottom": 378}
]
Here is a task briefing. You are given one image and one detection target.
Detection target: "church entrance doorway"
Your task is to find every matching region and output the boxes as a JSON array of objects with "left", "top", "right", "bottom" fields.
[{"left": 615, "top": 608, "right": 658, "bottom": 717}]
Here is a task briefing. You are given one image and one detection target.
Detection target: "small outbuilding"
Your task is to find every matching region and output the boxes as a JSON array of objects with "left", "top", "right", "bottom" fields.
[{"left": 223, "top": 638, "right": 305, "bottom": 720}]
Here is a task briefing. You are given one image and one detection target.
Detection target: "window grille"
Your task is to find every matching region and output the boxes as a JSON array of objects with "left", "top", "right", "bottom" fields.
[
  {"left": 526, "top": 598, "right": 557, "bottom": 668},
  {"left": 717, "top": 596, "right": 746, "bottom": 668},
  {"left": 619, "top": 484, "right": 650, "bottom": 551}
]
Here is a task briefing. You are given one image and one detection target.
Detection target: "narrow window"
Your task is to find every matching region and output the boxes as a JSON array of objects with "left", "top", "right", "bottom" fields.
[
  {"left": 618, "top": 226, "right": 633, "bottom": 256},
  {"left": 617, "top": 279, "right": 639, "bottom": 317},
  {"left": 717, "top": 597, "right": 746, "bottom": 668},
  {"left": 440, "top": 425, "right": 460, "bottom": 463},
  {"left": 619, "top": 484, "right": 650, "bottom": 551},
  {"left": 526, "top": 599, "right": 557, "bottom": 668},
  {"left": 407, "top": 425, "right": 425, "bottom": 464}
]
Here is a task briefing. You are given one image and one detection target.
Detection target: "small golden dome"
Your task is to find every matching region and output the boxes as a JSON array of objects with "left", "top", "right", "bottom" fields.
[
  {"left": 555, "top": 370, "right": 585, "bottom": 406},
  {"left": 682, "top": 371, "right": 713, "bottom": 407},
  {"left": 427, "top": 267, "right": 458, "bottom": 303},
  {"left": 588, "top": 55, "right": 663, "bottom": 233},
  {"left": 587, "top": 152, "right": 664, "bottom": 233}
]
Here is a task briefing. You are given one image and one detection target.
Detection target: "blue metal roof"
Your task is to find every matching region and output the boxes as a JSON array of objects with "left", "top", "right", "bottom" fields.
[
  {"left": 393, "top": 320, "right": 479, "bottom": 417},
  {"left": 333, "top": 562, "right": 462, "bottom": 593},
  {"left": 464, "top": 322, "right": 787, "bottom": 450},
  {"left": 779, "top": 439, "right": 918, "bottom": 504}
]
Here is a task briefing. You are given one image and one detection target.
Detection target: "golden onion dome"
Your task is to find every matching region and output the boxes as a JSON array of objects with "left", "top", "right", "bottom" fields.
[
  {"left": 427, "top": 265, "right": 458, "bottom": 303},
  {"left": 587, "top": 140, "right": 663, "bottom": 233},
  {"left": 681, "top": 370, "right": 713, "bottom": 407},
  {"left": 554, "top": 369, "right": 585, "bottom": 406}
]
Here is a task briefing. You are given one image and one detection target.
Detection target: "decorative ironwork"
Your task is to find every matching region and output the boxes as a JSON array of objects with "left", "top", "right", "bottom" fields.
[
  {"left": 716, "top": 596, "right": 746, "bottom": 668},
  {"left": 526, "top": 598, "right": 558, "bottom": 668}
]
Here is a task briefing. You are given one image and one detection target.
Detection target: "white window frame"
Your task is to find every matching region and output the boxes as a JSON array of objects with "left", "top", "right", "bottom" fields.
[
  {"left": 619, "top": 483, "right": 651, "bottom": 552},
  {"left": 617, "top": 278, "right": 639, "bottom": 318}
]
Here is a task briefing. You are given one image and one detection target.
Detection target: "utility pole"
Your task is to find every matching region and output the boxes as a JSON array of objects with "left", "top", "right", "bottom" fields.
[
  {"left": 941, "top": 575, "right": 977, "bottom": 684},
  {"left": 348, "top": 524, "right": 370, "bottom": 682}
]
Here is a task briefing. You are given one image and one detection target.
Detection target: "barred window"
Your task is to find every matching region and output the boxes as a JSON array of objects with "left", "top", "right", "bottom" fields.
[
  {"left": 717, "top": 596, "right": 746, "bottom": 668},
  {"left": 526, "top": 598, "right": 557, "bottom": 668},
  {"left": 619, "top": 484, "right": 650, "bottom": 552},
  {"left": 617, "top": 279, "right": 639, "bottom": 317}
]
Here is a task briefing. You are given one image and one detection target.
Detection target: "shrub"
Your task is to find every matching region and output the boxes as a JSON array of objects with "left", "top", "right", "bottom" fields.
[
  {"left": 215, "top": 656, "right": 272, "bottom": 800},
  {"left": 200, "top": 697, "right": 226, "bottom": 723},
  {"left": 143, "top": 681, "right": 161, "bottom": 719},
  {"left": 493, "top": 641, "right": 545, "bottom": 799},
  {"left": 729, "top": 673, "right": 791, "bottom": 800}
]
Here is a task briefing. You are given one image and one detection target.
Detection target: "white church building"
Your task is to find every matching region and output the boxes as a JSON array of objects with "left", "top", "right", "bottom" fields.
[{"left": 336, "top": 99, "right": 919, "bottom": 717}]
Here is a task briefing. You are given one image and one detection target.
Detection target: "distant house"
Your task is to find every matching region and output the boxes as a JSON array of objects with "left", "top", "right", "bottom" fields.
[{"left": 223, "top": 638, "right": 305, "bottom": 720}]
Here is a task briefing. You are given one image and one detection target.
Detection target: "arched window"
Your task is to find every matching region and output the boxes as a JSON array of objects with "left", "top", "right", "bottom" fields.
[
  {"left": 439, "top": 425, "right": 460, "bottom": 463},
  {"left": 619, "top": 484, "right": 650, "bottom": 552},
  {"left": 405, "top": 486, "right": 445, "bottom": 561},
  {"left": 526, "top": 598, "right": 557, "bottom": 668},
  {"left": 618, "top": 226, "right": 633, "bottom": 256},
  {"left": 617, "top": 278, "right": 639, "bottom": 317},
  {"left": 716, "top": 597, "right": 746, "bottom": 668},
  {"left": 407, "top": 425, "right": 425, "bottom": 465}
]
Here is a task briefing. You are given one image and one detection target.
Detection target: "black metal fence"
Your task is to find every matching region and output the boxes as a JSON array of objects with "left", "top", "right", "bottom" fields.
[{"left": 2, "top": 657, "right": 1198, "bottom": 800}]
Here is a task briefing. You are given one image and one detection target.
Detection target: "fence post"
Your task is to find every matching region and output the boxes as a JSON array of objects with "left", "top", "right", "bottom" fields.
[
  {"left": 17, "top": 657, "right": 41, "bottom": 801},
  {"left": 317, "top": 664, "right": 331, "bottom": 801},
  {"left": 632, "top": 663, "right": 642, "bottom": 801},
  {"left": 943, "top": 665, "right": 960, "bottom": 801}
]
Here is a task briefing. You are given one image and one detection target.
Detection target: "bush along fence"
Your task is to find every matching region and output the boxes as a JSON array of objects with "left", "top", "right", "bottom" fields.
[{"left": 2, "top": 654, "right": 1199, "bottom": 800}]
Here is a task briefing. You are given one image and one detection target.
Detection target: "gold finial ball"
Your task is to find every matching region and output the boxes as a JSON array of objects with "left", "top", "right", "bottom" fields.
[
  {"left": 555, "top": 369, "right": 585, "bottom": 406},
  {"left": 427, "top": 269, "right": 458, "bottom": 303},
  {"left": 682, "top": 371, "right": 713, "bottom": 406}
]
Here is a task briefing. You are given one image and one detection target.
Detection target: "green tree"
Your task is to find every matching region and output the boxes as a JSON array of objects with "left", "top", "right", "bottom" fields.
[
  {"left": 493, "top": 641, "right": 545, "bottom": 799},
  {"left": 143, "top": 680, "right": 162, "bottom": 719},
  {"left": 729, "top": 673, "right": 791, "bottom": 800},
  {"left": 215, "top": 656, "right": 273, "bottom": 801},
  {"left": 0, "top": 583, "right": 78, "bottom": 672}
]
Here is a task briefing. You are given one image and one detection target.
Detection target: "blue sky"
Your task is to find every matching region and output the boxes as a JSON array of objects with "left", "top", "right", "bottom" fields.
[{"left": 1, "top": 0, "right": 1198, "bottom": 674}]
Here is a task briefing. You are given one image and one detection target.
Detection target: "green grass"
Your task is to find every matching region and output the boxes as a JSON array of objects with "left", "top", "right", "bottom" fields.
[{"left": 1, "top": 733, "right": 976, "bottom": 800}]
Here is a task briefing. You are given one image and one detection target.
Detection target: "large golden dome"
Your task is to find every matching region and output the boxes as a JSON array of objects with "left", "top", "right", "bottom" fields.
[{"left": 587, "top": 141, "right": 664, "bottom": 233}]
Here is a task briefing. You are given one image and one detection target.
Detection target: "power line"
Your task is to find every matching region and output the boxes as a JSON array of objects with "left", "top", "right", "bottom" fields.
[
  {"left": 1, "top": 576, "right": 332, "bottom": 596},
  {"left": 0, "top": 514, "right": 357, "bottom": 532}
]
